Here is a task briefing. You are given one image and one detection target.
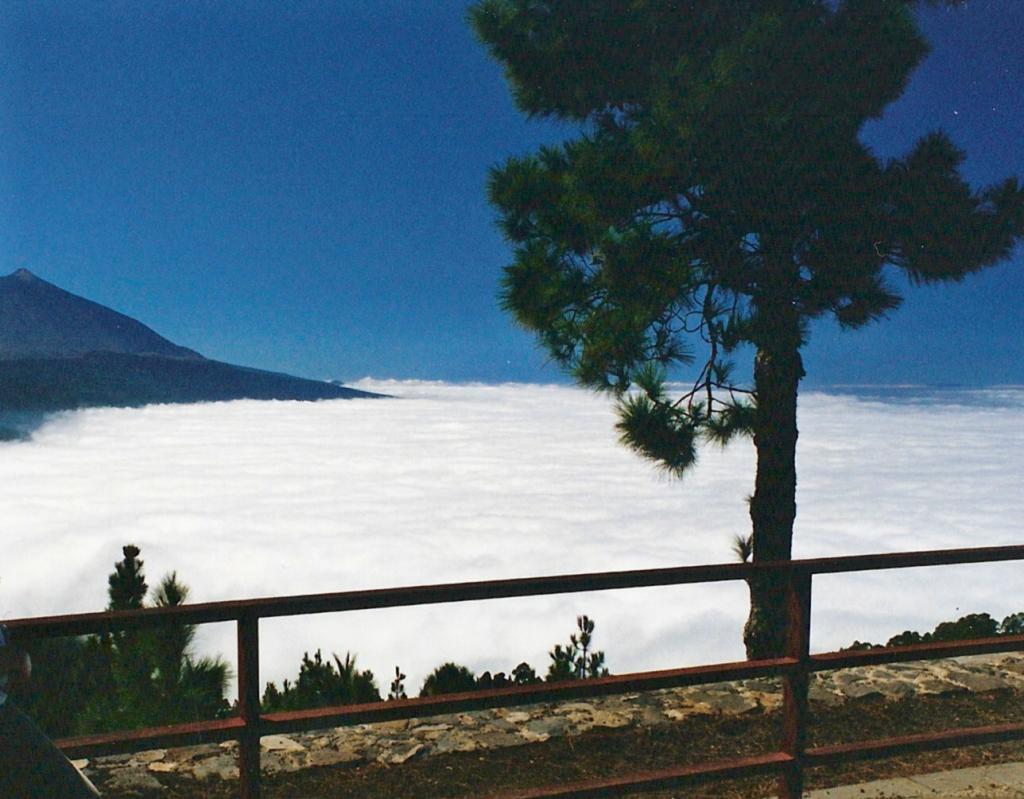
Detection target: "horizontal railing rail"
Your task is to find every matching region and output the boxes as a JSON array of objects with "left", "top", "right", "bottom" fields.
[
  {"left": 10, "top": 544, "right": 1021, "bottom": 639},
  {"left": 4, "top": 544, "right": 1023, "bottom": 798}
]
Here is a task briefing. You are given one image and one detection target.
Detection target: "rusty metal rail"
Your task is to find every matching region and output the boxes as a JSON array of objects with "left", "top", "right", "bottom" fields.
[{"left": 5, "top": 544, "right": 1024, "bottom": 798}]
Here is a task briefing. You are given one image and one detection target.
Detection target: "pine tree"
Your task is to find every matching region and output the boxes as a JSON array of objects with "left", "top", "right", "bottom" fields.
[
  {"left": 78, "top": 548, "right": 230, "bottom": 732},
  {"left": 388, "top": 666, "right": 407, "bottom": 700},
  {"left": 107, "top": 544, "right": 147, "bottom": 610},
  {"left": 470, "top": 0, "right": 1024, "bottom": 657},
  {"left": 83, "top": 544, "right": 152, "bottom": 730},
  {"left": 547, "top": 616, "right": 609, "bottom": 681},
  {"left": 149, "top": 573, "right": 231, "bottom": 723},
  {"left": 261, "top": 650, "right": 380, "bottom": 711},
  {"left": 419, "top": 662, "right": 477, "bottom": 697}
]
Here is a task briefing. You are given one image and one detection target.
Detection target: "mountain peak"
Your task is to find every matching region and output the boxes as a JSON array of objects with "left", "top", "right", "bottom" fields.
[{"left": 0, "top": 269, "right": 202, "bottom": 361}]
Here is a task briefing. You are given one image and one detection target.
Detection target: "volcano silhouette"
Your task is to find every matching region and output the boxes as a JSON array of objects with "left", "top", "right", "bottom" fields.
[{"left": 0, "top": 269, "right": 381, "bottom": 410}]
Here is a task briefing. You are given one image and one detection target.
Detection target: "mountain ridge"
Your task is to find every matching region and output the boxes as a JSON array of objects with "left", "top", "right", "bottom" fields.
[{"left": 0, "top": 269, "right": 382, "bottom": 411}]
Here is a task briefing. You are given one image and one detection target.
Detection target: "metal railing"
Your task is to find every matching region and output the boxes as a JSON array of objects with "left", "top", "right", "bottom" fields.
[{"left": 6, "top": 544, "right": 1024, "bottom": 798}]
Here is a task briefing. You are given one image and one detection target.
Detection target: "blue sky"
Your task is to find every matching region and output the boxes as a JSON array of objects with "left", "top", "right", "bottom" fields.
[{"left": 1, "top": 1, "right": 1021, "bottom": 386}]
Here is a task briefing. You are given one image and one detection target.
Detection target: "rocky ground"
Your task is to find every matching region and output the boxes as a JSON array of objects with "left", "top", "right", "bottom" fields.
[{"left": 79, "top": 653, "right": 1024, "bottom": 796}]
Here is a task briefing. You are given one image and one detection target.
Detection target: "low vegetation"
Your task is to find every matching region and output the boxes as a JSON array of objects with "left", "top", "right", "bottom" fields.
[
  {"left": 847, "top": 611, "right": 1024, "bottom": 650},
  {"left": 261, "top": 650, "right": 380, "bottom": 711},
  {"left": 15, "top": 545, "right": 230, "bottom": 737},
  {"left": 12, "top": 545, "right": 1023, "bottom": 741},
  {"left": 264, "top": 613, "right": 605, "bottom": 711},
  {"left": 12, "top": 548, "right": 612, "bottom": 735}
]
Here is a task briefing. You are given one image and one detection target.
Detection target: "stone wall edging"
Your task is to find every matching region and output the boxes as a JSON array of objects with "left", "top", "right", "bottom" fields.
[{"left": 81, "top": 652, "right": 1024, "bottom": 794}]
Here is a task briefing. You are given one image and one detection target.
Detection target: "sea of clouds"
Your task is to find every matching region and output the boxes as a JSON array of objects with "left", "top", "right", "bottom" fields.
[{"left": 1, "top": 381, "right": 1022, "bottom": 697}]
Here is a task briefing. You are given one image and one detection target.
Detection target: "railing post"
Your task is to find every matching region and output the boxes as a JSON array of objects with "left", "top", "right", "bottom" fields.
[
  {"left": 237, "top": 611, "right": 261, "bottom": 799},
  {"left": 779, "top": 569, "right": 812, "bottom": 799}
]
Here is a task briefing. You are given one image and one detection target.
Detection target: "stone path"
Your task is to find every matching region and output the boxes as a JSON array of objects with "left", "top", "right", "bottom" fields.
[
  {"left": 805, "top": 761, "right": 1024, "bottom": 798},
  {"left": 78, "top": 653, "right": 1024, "bottom": 795}
]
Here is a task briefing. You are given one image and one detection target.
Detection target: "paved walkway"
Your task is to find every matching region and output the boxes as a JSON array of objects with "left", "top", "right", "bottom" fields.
[{"left": 807, "top": 761, "right": 1024, "bottom": 798}]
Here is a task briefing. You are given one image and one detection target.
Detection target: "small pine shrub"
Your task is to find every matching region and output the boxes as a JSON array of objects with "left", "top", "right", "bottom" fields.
[
  {"left": 511, "top": 661, "right": 541, "bottom": 685},
  {"left": 931, "top": 613, "right": 998, "bottom": 642},
  {"left": 1000, "top": 613, "right": 1024, "bottom": 636},
  {"left": 261, "top": 650, "right": 379, "bottom": 711},
  {"left": 388, "top": 666, "right": 407, "bottom": 700},
  {"left": 475, "top": 671, "right": 510, "bottom": 689},
  {"left": 419, "top": 662, "right": 477, "bottom": 697},
  {"left": 847, "top": 610, "right": 1024, "bottom": 650},
  {"left": 546, "top": 615, "right": 609, "bottom": 682}
]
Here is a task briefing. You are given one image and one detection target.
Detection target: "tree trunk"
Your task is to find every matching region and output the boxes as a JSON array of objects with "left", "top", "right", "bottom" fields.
[{"left": 743, "top": 291, "right": 804, "bottom": 660}]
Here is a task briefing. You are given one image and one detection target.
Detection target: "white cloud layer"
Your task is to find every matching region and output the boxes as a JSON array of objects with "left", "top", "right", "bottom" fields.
[{"left": 1, "top": 382, "right": 1022, "bottom": 699}]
